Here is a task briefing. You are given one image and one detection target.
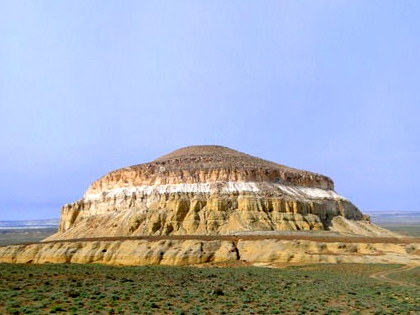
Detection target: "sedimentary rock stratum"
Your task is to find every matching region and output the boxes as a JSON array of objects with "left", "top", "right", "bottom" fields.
[{"left": 50, "top": 145, "right": 389, "bottom": 240}]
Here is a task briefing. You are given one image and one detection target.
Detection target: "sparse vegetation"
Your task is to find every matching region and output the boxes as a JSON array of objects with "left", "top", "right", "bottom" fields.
[{"left": 0, "top": 263, "right": 418, "bottom": 314}]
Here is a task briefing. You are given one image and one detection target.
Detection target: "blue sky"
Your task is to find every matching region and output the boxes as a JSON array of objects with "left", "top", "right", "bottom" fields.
[{"left": 1, "top": 1, "right": 419, "bottom": 220}]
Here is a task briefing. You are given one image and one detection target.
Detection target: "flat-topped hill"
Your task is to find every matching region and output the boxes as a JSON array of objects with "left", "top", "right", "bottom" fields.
[
  {"left": 45, "top": 145, "right": 393, "bottom": 240},
  {"left": 1, "top": 145, "right": 412, "bottom": 268}
]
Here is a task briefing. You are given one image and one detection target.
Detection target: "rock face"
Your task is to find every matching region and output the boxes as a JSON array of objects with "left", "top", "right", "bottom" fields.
[
  {"left": 48, "top": 145, "right": 378, "bottom": 240},
  {"left": 1, "top": 238, "right": 418, "bottom": 266}
]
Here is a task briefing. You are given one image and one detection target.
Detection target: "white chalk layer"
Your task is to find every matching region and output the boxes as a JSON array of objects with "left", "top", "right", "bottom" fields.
[{"left": 84, "top": 182, "right": 347, "bottom": 201}]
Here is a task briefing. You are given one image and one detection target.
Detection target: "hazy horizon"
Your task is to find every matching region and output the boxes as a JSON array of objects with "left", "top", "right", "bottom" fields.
[
  {"left": 1, "top": 210, "right": 419, "bottom": 222},
  {"left": 1, "top": 1, "right": 420, "bottom": 220},
  {"left": 2, "top": 209, "right": 420, "bottom": 225}
]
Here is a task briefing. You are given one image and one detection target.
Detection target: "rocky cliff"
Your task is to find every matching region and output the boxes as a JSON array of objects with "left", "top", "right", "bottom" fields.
[
  {"left": 1, "top": 237, "right": 418, "bottom": 266},
  {"left": 47, "top": 145, "right": 382, "bottom": 240}
]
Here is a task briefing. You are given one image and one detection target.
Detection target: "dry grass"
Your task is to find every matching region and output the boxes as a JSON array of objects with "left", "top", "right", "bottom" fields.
[{"left": 0, "top": 263, "right": 418, "bottom": 314}]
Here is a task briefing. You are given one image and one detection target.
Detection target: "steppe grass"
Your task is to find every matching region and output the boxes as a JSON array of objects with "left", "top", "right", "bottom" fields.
[
  {"left": 0, "top": 263, "right": 419, "bottom": 314},
  {"left": 386, "top": 265, "right": 420, "bottom": 287}
]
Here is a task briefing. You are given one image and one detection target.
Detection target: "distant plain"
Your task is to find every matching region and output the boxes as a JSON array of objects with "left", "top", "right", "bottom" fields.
[
  {"left": 0, "top": 228, "right": 57, "bottom": 246},
  {"left": 368, "top": 211, "right": 420, "bottom": 237}
]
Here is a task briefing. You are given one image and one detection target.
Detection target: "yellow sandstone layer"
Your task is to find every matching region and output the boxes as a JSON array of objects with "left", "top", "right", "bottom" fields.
[
  {"left": 0, "top": 238, "right": 418, "bottom": 266},
  {"left": 50, "top": 191, "right": 374, "bottom": 240}
]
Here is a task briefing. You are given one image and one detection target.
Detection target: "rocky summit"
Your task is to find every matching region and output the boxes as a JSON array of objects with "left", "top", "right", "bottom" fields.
[{"left": 47, "top": 145, "right": 390, "bottom": 240}]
